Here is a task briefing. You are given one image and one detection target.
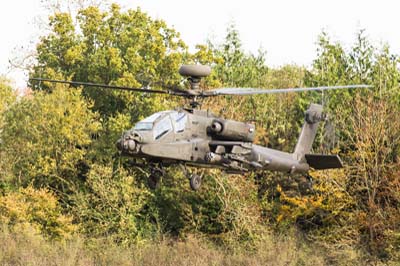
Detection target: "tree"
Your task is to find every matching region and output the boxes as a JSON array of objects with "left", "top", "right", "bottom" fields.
[
  {"left": 304, "top": 30, "right": 400, "bottom": 152},
  {"left": 211, "top": 23, "right": 268, "bottom": 88},
  {"left": 0, "top": 77, "right": 16, "bottom": 184},
  {"left": 282, "top": 30, "right": 400, "bottom": 260},
  {"left": 0, "top": 84, "right": 100, "bottom": 195},
  {"left": 31, "top": 4, "right": 187, "bottom": 119},
  {"left": 0, "top": 77, "right": 15, "bottom": 116},
  {"left": 344, "top": 95, "right": 400, "bottom": 258}
]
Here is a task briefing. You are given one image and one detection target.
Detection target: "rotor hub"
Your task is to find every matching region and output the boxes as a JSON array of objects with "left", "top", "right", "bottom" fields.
[{"left": 178, "top": 65, "right": 211, "bottom": 109}]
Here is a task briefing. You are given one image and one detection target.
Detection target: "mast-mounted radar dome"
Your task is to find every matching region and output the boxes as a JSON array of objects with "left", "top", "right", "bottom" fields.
[{"left": 179, "top": 65, "right": 211, "bottom": 78}]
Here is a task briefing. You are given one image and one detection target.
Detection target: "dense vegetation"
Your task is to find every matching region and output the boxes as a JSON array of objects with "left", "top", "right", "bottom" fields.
[{"left": 1, "top": 3, "right": 399, "bottom": 265}]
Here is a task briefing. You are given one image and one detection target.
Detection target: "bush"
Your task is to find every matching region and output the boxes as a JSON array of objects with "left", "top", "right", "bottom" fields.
[
  {"left": 0, "top": 186, "right": 76, "bottom": 240},
  {"left": 71, "top": 163, "right": 156, "bottom": 245},
  {"left": 0, "top": 86, "right": 101, "bottom": 194}
]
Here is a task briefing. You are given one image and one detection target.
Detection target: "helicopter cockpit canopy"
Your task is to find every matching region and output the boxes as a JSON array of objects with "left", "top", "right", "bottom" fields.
[
  {"left": 134, "top": 112, "right": 164, "bottom": 131},
  {"left": 133, "top": 111, "right": 187, "bottom": 141}
]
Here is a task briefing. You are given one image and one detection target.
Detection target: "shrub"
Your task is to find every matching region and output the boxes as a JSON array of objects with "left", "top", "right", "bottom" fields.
[{"left": 0, "top": 186, "right": 76, "bottom": 240}]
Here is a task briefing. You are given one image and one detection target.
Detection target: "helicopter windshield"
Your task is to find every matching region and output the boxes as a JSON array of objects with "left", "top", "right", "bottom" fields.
[
  {"left": 170, "top": 112, "right": 187, "bottom": 133},
  {"left": 153, "top": 116, "right": 173, "bottom": 139},
  {"left": 134, "top": 122, "right": 153, "bottom": 131},
  {"left": 133, "top": 112, "right": 163, "bottom": 131}
]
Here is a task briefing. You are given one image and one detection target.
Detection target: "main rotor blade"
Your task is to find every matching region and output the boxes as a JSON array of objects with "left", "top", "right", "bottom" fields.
[
  {"left": 29, "top": 78, "right": 188, "bottom": 95},
  {"left": 205, "top": 84, "right": 373, "bottom": 96}
]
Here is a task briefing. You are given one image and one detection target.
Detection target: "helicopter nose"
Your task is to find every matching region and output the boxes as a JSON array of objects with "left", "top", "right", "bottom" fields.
[
  {"left": 125, "top": 139, "right": 136, "bottom": 151},
  {"left": 116, "top": 138, "right": 137, "bottom": 152}
]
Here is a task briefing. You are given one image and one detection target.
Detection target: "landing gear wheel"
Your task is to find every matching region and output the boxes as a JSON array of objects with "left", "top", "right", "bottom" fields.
[
  {"left": 148, "top": 174, "right": 160, "bottom": 190},
  {"left": 148, "top": 168, "right": 163, "bottom": 190},
  {"left": 189, "top": 174, "right": 202, "bottom": 191}
]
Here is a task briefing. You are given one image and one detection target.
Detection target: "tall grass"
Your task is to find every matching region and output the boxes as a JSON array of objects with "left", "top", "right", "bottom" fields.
[{"left": 2, "top": 225, "right": 386, "bottom": 266}]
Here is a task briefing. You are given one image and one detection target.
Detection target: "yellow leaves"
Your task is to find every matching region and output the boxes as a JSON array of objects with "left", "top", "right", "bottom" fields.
[
  {"left": 78, "top": 6, "right": 104, "bottom": 35},
  {"left": 107, "top": 47, "right": 123, "bottom": 72},
  {"left": 193, "top": 44, "right": 223, "bottom": 66},
  {"left": 64, "top": 45, "right": 84, "bottom": 65},
  {"left": 0, "top": 186, "right": 76, "bottom": 240},
  {"left": 107, "top": 113, "right": 131, "bottom": 135},
  {"left": 0, "top": 76, "right": 15, "bottom": 114},
  {"left": 1, "top": 87, "right": 100, "bottom": 188},
  {"left": 116, "top": 72, "right": 142, "bottom": 88},
  {"left": 36, "top": 67, "right": 66, "bottom": 88},
  {"left": 50, "top": 12, "right": 75, "bottom": 36},
  {"left": 37, "top": 156, "right": 57, "bottom": 176},
  {"left": 275, "top": 170, "right": 354, "bottom": 228},
  {"left": 278, "top": 189, "right": 324, "bottom": 222}
]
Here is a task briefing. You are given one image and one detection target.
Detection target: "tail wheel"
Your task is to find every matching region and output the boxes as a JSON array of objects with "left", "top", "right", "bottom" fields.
[{"left": 189, "top": 174, "right": 202, "bottom": 191}]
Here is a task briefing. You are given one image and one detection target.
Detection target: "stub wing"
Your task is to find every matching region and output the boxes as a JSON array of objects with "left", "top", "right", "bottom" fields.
[{"left": 305, "top": 154, "right": 343, "bottom": 170}]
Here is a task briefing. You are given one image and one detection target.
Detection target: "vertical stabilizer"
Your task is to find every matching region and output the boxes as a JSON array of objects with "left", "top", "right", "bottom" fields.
[{"left": 293, "top": 104, "right": 324, "bottom": 161}]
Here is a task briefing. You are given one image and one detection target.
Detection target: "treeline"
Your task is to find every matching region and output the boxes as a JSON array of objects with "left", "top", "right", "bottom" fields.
[{"left": 0, "top": 3, "right": 399, "bottom": 265}]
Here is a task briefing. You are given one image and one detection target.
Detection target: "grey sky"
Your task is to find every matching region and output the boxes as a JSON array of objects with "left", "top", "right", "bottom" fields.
[{"left": 1, "top": 0, "right": 399, "bottom": 88}]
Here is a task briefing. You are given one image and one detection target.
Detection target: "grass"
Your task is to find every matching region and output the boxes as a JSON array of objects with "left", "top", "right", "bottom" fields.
[{"left": 0, "top": 226, "right": 396, "bottom": 266}]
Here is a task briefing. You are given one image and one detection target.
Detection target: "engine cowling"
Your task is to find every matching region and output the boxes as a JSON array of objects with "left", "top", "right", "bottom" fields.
[{"left": 208, "top": 119, "right": 255, "bottom": 142}]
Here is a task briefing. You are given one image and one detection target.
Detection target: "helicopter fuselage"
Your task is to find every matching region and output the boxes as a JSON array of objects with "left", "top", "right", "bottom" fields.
[{"left": 117, "top": 108, "right": 310, "bottom": 174}]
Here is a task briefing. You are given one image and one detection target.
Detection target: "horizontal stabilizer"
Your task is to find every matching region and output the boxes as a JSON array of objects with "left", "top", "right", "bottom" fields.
[{"left": 305, "top": 154, "right": 343, "bottom": 170}]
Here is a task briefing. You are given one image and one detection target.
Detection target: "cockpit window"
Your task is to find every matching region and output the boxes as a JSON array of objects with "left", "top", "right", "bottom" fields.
[
  {"left": 133, "top": 112, "right": 163, "bottom": 131},
  {"left": 153, "top": 116, "right": 172, "bottom": 139},
  {"left": 134, "top": 122, "right": 153, "bottom": 131},
  {"left": 170, "top": 112, "right": 187, "bottom": 133}
]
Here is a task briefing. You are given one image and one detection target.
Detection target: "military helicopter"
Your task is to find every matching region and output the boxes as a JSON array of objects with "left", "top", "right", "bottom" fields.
[{"left": 31, "top": 65, "right": 371, "bottom": 190}]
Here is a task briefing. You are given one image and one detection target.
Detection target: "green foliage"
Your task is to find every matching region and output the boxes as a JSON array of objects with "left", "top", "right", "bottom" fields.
[
  {"left": 0, "top": 186, "right": 76, "bottom": 240},
  {"left": 71, "top": 163, "right": 156, "bottom": 245},
  {"left": 275, "top": 31, "right": 400, "bottom": 260},
  {"left": 0, "top": 77, "right": 16, "bottom": 183},
  {"left": 150, "top": 169, "right": 262, "bottom": 246},
  {"left": 304, "top": 30, "right": 400, "bottom": 152},
  {"left": 32, "top": 4, "right": 187, "bottom": 119},
  {"left": 0, "top": 76, "right": 16, "bottom": 116},
  {"left": 211, "top": 23, "right": 268, "bottom": 88},
  {"left": 306, "top": 31, "right": 351, "bottom": 86},
  {"left": 370, "top": 45, "right": 400, "bottom": 98},
  {"left": 0, "top": 85, "right": 100, "bottom": 193},
  {"left": 88, "top": 112, "right": 132, "bottom": 161}
]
